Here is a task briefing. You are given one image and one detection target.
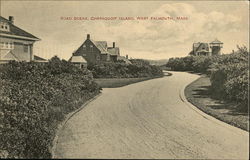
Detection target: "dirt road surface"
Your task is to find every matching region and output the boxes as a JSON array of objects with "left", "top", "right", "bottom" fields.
[{"left": 53, "top": 71, "right": 249, "bottom": 159}]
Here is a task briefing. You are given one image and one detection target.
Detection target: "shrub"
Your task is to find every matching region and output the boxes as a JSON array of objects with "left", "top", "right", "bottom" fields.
[
  {"left": 87, "top": 59, "right": 163, "bottom": 78},
  {"left": 166, "top": 46, "right": 249, "bottom": 110},
  {"left": 0, "top": 57, "right": 100, "bottom": 158},
  {"left": 210, "top": 47, "right": 249, "bottom": 107}
]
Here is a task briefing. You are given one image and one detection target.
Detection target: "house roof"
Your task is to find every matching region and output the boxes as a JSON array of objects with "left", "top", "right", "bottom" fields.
[
  {"left": 34, "top": 55, "right": 47, "bottom": 62},
  {"left": 210, "top": 38, "right": 223, "bottom": 44},
  {"left": 197, "top": 49, "right": 209, "bottom": 53},
  {"left": 0, "top": 16, "right": 40, "bottom": 41},
  {"left": 117, "top": 56, "right": 131, "bottom": 64},
  {"left": 91, "top": 40, "right": 109, "bottom": 54},
  {"left": 69, "top": 56, "right": 87, "bottom": 63},
  {"left": 195, "top": 43, "right": 209, "bottom": 52},
  {"left": 189, "top": 50, "right": 194, "bottom": 55},
  {"left": 107, "top": 47, "right": 120, "bottom": 56}
]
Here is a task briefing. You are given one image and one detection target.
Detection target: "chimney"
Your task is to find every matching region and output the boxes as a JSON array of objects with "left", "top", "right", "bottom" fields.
[
  {"left": 87, "top": 34, "right": 90, "bottom": 39},
  {"left": 113, "top": 42, "right": 115, "bottom": 48},
  {"left": 126, "top": 55, "right": 128, "bottom": 59},
  {"left": 9, "top": 16, "right": 14, "bottom": 24}
]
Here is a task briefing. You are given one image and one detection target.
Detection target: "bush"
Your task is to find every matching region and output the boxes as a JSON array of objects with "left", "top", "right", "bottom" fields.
[
  {"left": 210, "top": 46, "right": 248, "bottom": 108},
  {"left": 87, "top": 59, "right": 163, "bottom": 78},
  {"left": 0, "top": 57, "right": 101, "bottom": 158},
  {"left": 166, "top": 56, "right": 213, "bottom": 73},
  {"left": 166, "top": 46, "right": 249, "bottom": 110}
]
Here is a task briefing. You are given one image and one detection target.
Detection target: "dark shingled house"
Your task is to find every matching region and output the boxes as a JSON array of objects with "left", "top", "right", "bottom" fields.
[
  {"left": 70, "top": 34, "right": 130, "bottom": 65},
  {"left": 71, "top": 34, "right": 111, "bottom": 64}
]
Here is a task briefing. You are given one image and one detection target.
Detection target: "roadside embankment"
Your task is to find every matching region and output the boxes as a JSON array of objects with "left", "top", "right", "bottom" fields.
[
  {"left": 184, "top": 75, "right": 249, "bottom": 131},
  {"left": 94, "top": 71, "right": 171, "bottom": 88}
]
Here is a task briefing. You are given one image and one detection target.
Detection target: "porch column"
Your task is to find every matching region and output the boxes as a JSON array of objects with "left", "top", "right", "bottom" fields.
[{"left": 30, "top": 44, "right": 34, "bottom": 61}]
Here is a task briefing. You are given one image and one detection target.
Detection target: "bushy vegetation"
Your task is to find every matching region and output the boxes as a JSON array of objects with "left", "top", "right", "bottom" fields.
[
  {"left": 166, "top": 55, "right": 213, "bottom": 73},
  {"left": 0, "top": 56, "right": 100, "bottom": 158},
  {"left": 87, "top": 59, "right": 163, "bottom": 78},
  {"left": 166, "top": 46, "right": 249, "bottom": 110}
]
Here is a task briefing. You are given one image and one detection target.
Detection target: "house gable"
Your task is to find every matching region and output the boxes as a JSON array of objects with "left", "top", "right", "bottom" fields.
[
  {"left": 73, "top": 39, "right": 102, "bottom": 64},
  {"left": 0, "top": 16, "right": 40, "bottom": 41},
  {"left": 0, "top": 16, "right": 42, "bottom": 63}
]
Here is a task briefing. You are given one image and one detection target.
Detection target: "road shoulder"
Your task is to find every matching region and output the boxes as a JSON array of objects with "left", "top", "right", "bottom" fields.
[
  {"left": 183, "top": 75, "right": 249, "bottom": 131},
  {"left": 51, "top": 93, "right": 102, "bottom": 158}
]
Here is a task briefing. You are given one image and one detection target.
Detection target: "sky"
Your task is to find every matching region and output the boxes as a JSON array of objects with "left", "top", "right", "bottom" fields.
[{"left": 1, "top": 0, "right": 249, "bottom": 60}]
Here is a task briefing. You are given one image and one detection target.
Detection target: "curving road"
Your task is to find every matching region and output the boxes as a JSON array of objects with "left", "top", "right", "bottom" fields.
[{"left": 53, "top": 71, "right": 249, "bottom": 159}]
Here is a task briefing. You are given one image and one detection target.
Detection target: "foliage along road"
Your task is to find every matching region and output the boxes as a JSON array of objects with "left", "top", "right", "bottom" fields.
[{"left": 53, "top": 71, "right": 248, "bottom": 159}]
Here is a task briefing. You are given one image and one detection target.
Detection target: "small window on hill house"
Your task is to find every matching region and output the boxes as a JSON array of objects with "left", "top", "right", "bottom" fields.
[
  {"left": 90, "top": 45, "right": 94, "bottom": 52},
  {"left": 83, "top": 45, "right": 86, "bottom": 50},
  {"left": 96, "top": 55, "right": 100, "bottom": 61}
]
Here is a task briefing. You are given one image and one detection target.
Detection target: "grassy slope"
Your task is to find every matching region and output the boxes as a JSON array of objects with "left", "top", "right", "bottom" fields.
[{"left": 185, "top": 75, "right": 249, "bottom": 131}]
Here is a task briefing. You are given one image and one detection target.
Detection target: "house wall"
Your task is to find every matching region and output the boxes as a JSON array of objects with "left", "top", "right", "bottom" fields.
[
  {"left": 101, "top": 54, "right": 108, "bottom": 61},
  {"left": 73, "top": 62, "right": 87, "bottom": 69},
  {"left": 73, "top": 39, "right": 103, "bottom": 64},
  {"left": 0, "top": 36, "right": 34, "bottom": 62},
  {"left": 211, "top": 46, "right": 221, "bottom": 55}
]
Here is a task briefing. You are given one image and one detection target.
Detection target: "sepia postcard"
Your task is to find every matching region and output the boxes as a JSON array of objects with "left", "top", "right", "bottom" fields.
[{"left": 0, "top": 0, "right": 249, "bottom": 159}]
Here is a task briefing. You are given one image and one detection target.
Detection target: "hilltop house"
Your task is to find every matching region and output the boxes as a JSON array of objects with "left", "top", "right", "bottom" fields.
[
  {"left": 69, "top": 34, "right": 130, "bottom": 66},
  {"left": 189, "top": 39, "right": 223, "bottom": 56},
  {"left": 0, "top": 16, "right": 46, "bottom": 63}
]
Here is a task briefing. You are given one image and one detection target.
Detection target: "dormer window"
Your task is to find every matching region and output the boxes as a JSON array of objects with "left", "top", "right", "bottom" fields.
[{"left": 0, "top": 22, "right": 10, "bottom": 32}]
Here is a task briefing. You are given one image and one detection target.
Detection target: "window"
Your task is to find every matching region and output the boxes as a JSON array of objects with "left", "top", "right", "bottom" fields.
[
  {"left": 96, "top": 55, "right": 100, "bottom": 61},
  {"left": 24, "top": 45, "right": 28, "bottom": 52},
  {"left": 10, "top": 43, "right": 14, "bottom": 49},
  {"left": 0, "top": 42, "right": 4, "bottom": 49},
  {"left": 83, "top": 45, "right": 86, "bottom": 50},
  {"left": 0, "top": 42, "right": 14, "bottom": 49},
  {"left": 90, "top": 45, "right": 94, "bottom": 52},
  {"left": 0, "top": 22, "right": 9, "bottom": 31}
]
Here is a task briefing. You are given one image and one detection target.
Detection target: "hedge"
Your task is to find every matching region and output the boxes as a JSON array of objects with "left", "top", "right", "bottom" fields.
[
  {"left": 0, "top": 56, "right": 101, "bottom": 158},
  {"left": 210, "top": 47, "right": 248, "bottom": 107},
  {"left": 87, "top": 59, "right": 163, "bottom": 78}
]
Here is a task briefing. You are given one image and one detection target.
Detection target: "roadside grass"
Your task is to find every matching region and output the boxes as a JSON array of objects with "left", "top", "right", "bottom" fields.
[
  {"left": 94, "top": 71, "right": 171, "bottom": 88},
  {"left": 185, "top": 75, "right": 249, "bottom": 131},
  {"left": 94, "top": 76, "right": 161, "bottom": 88}
]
